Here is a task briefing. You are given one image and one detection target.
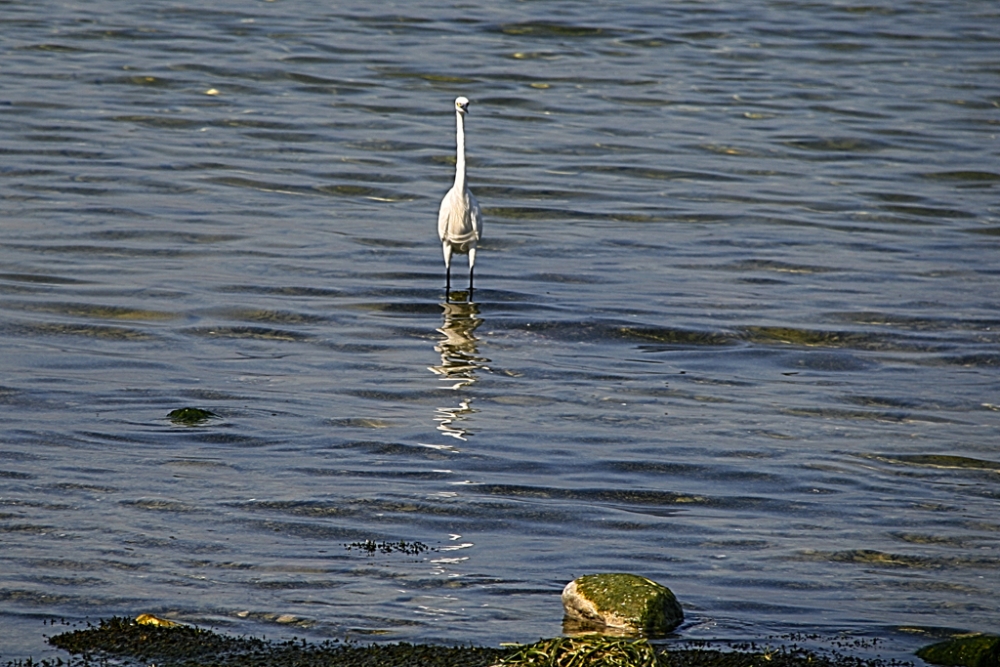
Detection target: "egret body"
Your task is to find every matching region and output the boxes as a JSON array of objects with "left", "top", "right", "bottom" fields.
[{"left": 438, "top": 96, "right": 483, "bottom": 300}]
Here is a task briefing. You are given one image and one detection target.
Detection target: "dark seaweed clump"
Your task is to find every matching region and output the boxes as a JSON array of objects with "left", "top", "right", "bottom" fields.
[
  {"left": 344, "top": 539, "right": 429, "bottom": 556},
  {"left": 37, "top": 616, "right": 505, "bottom": 667},
  {"left": 662, "top": 643, "right": 914, "bottom": 667}
]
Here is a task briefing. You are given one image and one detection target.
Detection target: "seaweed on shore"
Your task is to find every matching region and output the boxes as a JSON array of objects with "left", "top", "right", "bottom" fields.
[
  {"left": 4, "top": 616, "right": 918, "bottom": 667},
  {"left": 38, "top": 616, "right": 505, "bottom": 667}
]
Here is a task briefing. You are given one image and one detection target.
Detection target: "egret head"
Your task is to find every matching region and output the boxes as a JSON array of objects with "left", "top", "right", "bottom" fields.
[{"left": 455, "top": 96, "right": 470, "bottom": 115}]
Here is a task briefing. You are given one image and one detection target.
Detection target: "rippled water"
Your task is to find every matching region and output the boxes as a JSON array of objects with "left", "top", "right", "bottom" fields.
[{"left": 2, "top": 0, "right": 999, "bottom": 662}]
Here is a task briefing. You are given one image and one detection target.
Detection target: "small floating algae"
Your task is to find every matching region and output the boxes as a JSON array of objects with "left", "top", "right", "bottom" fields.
[
  {"left": 167, "top": 407, "right": 219, "bottom": 426},
  {"left": 884, "top": 454, "right": 1000, "bottom": 472},
  {"left": 345, "top": 539, "right": 430, "bottom": 556}
]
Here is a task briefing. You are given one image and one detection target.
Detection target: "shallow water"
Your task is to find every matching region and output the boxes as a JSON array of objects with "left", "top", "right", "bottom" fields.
[{"left": 2, "top": 0, "right": 999, "bottom": 662}]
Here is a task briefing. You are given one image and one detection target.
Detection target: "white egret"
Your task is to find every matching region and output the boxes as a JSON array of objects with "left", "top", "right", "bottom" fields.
[{"left": 438, "top": 96, "right": 483, "bottom": 300}]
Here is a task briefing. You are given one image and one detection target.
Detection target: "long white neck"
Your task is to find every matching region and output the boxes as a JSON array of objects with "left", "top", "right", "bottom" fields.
[{"left": 454, "top": 110, "right": 467, "bottom": 191}]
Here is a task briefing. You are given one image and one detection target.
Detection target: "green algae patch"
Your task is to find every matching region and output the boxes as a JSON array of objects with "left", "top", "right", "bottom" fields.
[
  {"left": 617, "top": 326, "right": 736, "bottom": 346},
  {"left": 882, "top": 454, "right": 1000, "bottom": 472},
  {"left": 744, "top": 326, "right": 869, "bottom": 348},
  {"left": 167, "top": 407, "right": 219, "bottom": 426},
  {"left": 493, "top": 636, "right": 657, "bottom": 667},
  {"left": 49, "top": 616, "right": 254, "bottom": 665},
  {"left": 562, "top": 573, "right": 683, "bottom": 635},
  {"left": 917, "top": 635, "right": 1000, "bottom": 667}
]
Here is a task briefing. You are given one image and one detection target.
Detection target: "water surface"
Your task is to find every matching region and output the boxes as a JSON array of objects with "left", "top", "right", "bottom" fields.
[{"left": 1, "top": 0, "right": 999, "bottom": 662}]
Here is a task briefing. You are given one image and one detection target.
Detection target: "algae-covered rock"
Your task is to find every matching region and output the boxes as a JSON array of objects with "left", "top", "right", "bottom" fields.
[
  {"left": 167, "top": 407, "right": 218, "bottom": 426},
  {"left": 562, "top": 573, "right": 683, "bottom": 635},
  {"left": 917, "top": 634, "right": 1000, "bottom": 667}
]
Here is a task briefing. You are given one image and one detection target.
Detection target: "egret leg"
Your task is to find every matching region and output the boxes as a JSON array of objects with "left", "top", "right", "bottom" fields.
[
  {"left": 468, "top": 247, "right": 476, "bottom": 301},
  {"left": 443, "top": 243, "right": 453, "bottom": 301}
]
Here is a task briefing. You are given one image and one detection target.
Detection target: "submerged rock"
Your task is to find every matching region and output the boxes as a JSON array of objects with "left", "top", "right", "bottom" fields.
[
  {"left": 167, "top": 407, "right": 218, "bottom": 426},
  {"left": 562, "top": 573, "right": 683, "bottom": 635},
  {"left": 917, "top": 634, "right": 1000, "bottom": 667}
]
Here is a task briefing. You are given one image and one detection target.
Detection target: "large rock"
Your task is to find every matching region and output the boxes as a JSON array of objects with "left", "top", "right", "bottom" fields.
[{"left": 561, "top": 573, "right": 683, "bottom": 635}]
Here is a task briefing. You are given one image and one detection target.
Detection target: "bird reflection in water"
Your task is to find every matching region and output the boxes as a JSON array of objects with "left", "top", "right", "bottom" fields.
[{"left": 429, "top": 297, "right": 490, "bottom": 441}]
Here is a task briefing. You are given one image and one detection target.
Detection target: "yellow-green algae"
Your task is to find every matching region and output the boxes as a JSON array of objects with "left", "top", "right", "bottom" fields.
[{"left": 569, "top": 573, "right": 683, "bottom": 634}]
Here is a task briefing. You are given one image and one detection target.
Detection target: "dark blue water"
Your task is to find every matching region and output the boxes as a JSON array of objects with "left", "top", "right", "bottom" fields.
[{"left": 2, "top": 0, "right": 998, "bottom": 662}]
